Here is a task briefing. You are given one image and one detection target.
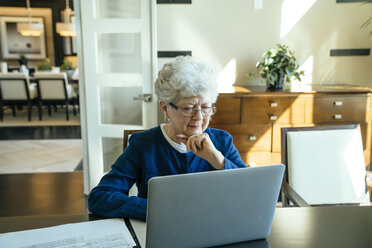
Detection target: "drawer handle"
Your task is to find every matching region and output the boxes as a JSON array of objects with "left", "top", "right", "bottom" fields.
[
  {"left": 270, "top": 102, "right": 278, "bottom": 107},
  {"left": 334, "top": 114, "right": 342, "bottom": 120},
  {"left": 249, "top": 136, "right": 257, "bottom": 141},
  {"left": 334, "top": 101, "right": 343, "bottom": 106},
  {"left": 270, "top": 115, "right": 277, "bottom": 121}
]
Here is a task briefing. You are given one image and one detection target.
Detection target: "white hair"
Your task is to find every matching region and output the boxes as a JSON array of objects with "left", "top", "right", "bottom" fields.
[{"left": 154, "top": 56, "right": 218, "bottom": 103}]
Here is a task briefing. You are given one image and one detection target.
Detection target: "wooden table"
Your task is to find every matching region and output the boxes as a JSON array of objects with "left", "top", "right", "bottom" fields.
[
  {"left": 2, "top": 206, "right": 372, "bottom": 248},
  {"left": 0, "top": 172, "right": 87, "bottom": 217}
]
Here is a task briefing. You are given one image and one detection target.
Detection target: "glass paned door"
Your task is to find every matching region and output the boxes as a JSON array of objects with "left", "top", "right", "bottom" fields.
[
  {"left": 77, "top": 0, "right": 157, "bottom": 193},
  {"left": 100, "top": 86, "right": 143, "bottom": 125},
  {"left": 96, "top": 0, "right": 141, "bottom": 19},
  {"left": 97, "top": 33, "right": 142, "bottom": 73}
]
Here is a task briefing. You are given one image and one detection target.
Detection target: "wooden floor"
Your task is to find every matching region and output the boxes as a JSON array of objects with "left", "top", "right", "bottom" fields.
[
  {"left": 0, "top": 107, "right": 80, "bottom": 127},
  {"left": 0, "top": 172, "right": 88, "bottom": 217},
  {"left": 0, "top": 126, "right": 81, "bottom": 140}
]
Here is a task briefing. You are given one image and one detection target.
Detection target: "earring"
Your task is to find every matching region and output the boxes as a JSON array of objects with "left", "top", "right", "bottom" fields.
[{"left": 164, "top": 116, "right": 169, "bottom": 123}]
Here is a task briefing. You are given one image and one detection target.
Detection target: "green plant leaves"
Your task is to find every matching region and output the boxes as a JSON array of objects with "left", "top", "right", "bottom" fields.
[
  {"left": 38, "top": 58, "right": 52, "bottom": 71},
  {"left": 255, "top": 44, "right": 304, "bottom": 85},
  {"left": 60, "top": 60, "right": 75, "bottom": 71}
]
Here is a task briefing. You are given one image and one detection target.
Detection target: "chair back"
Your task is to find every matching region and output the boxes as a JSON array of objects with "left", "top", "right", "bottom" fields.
[
  {"left": 123, "top": 129, "right": 145, "bottom": 151},
  {"left": 34, "top": 72, "right": 68, "bottom": 100},
  {"left": 0, "top": 73, "right": 30, "bottom": 100},
  {"left": 123, "top": 129, "right": 144, "bottom": 197},
  {"left": 281, "top": 124, "right": 368, "bottom": 205}
]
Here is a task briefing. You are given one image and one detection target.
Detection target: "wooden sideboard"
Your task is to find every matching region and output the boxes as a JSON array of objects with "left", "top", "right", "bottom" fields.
[{"left": 210, "top": 85, "right": 372, "bottom": 168}]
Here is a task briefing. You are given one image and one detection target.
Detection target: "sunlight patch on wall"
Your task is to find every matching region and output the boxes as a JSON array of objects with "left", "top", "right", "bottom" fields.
[
  {"left": 169, "top": 16, "right": 220, "bottom": 68},
  {"left": 290, "top": 55, "right": 313, "bottom": 91},
  {"left": 280, "top": 0, "right": 316, "bottom": 38},
  {"left": 298, "top": 55, "right": 313, "bottom": 84},
  {"left": 217, "top": 58, "right": 236, "bottom": 93}
]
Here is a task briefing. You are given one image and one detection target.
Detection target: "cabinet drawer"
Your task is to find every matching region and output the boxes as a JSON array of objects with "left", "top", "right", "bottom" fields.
[
  {"left": 241, "top": 96, "right": 306, "bottom": 124},
  {"left": 210, "top": 96, "right": 240, "bottom": 125},
  {"left": 311, "top": 95, "right": 368, "bottom": 123},
  {"left": 240, "top": 151, "right": 273, "bottom": 167},
  {"left": 210, "top": 124, "right": 272, "bottom": 152}
]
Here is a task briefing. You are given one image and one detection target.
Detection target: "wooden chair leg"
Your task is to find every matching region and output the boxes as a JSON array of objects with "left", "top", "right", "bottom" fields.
[
  {"left": 48, "top": 104, "right": 52, "bottom": 116},
  {"left": 38, "top": 100, "right": 42, "bottom": 121},
  {"left": 11, "top": 105, "right": 16, "bottom": 117},
  {"left": 0, "top": 102, "right": 3, "bottom": 121},
  {"left": 72, "top": 98, "right": 77, "bottom": 116},
  {"left": 65, "top": 101, "right": 69, "bottom": 121},
  {"left": 27, "top": 102, "right": 32, "bottom": 122},
  {"left": 76, "top": 95, "right": 80, "bottom": 113}
]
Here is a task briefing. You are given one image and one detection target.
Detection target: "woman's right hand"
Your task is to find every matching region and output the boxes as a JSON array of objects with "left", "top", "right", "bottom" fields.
[{"left": 186, "top": 133, "right": 225, "bottom": 170}]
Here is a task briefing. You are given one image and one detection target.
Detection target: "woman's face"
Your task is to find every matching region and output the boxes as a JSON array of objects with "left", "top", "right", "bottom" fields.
[{"left": 161, "top": 96, "right": 212, "bottom": 144}]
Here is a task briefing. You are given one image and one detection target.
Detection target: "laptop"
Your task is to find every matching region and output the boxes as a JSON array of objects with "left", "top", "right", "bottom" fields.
[{"left": 131, "top": 164, "right": 284, "bottom": 248}]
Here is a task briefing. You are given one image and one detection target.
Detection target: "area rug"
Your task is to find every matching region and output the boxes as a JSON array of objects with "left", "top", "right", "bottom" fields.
[
  {"left": 0, "top": 107, "right": 80, "bottom": 126},
  {"left": 0, "top": 139, "right": 82, "bottom": 174}
]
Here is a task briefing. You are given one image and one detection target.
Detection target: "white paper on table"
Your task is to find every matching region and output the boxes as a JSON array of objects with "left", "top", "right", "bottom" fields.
[{"left": 0, "top": 218, "right": 136, "bottom": 248}]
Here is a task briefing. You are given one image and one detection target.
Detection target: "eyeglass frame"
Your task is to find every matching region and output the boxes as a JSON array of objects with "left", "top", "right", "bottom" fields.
[{"left": 168, "top": 102, "right": 216, "bottom": 117}]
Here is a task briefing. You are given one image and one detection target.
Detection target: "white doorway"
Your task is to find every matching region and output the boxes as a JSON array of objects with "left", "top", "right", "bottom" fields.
[{"left": 75, "top": 0, "right": 158, "bottom": 194}]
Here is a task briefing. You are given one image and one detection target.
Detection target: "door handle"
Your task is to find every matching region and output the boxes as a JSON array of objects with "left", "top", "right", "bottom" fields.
[{"left": 133, "top": 94, "right": 152, "bottom": 102}]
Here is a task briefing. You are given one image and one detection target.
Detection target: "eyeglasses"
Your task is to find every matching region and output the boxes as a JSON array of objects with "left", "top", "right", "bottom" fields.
[{"left": 169, "top": 103, "right": 216, "bottom": 117}]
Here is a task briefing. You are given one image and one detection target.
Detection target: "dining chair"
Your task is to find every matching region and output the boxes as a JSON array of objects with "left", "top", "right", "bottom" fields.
[
  {"left": 123, "top": 129, "right": 145, "bottom": 151},
  {"left": 0, "top": 72, "right": 39, "bottom": 121},
  {"left": 122, "top": 129, "right": 145, "bottom": 197},
  {"left": 281, "top": 124, "right": 370, "bottom": 207},
  {"left": 34, "top": 72, "right": 77, "bottom": 121}
]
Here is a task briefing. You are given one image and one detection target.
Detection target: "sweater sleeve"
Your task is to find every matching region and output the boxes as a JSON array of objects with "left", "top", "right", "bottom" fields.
[
  {"left": 221, "top": 131, "right": 247, "bottom": 169},
  {"left": 88, "top": 137, "right": 147, "bottom": 220}
]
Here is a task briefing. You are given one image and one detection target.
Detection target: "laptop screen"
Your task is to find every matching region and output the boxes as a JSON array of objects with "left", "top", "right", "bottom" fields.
[{"left": 144, "top": 164, "right": 284, "bottom": 248}]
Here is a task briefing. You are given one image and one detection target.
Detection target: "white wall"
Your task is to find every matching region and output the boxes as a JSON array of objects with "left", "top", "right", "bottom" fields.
[{"left": 157, "top": 0, "right": 372, "bottom": 87}]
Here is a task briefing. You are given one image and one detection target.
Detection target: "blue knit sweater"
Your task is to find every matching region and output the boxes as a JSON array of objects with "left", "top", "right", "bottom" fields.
[{"left": 88, "top": 126, "right": 246, "bottom": 220}]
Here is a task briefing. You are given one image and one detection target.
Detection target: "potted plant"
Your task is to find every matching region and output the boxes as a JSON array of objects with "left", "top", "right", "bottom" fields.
[
  {"left": 256, "top": 44, "right": 304, "bottom": 90},
  {"left": 38, "top": 58, "right": 52, "bottom": 71},
  {"left": 60, "top": 59, "right": 75, "bottom": 79},
  {"left": 18, "top": 54, "right": 28, "bottom": 66}
]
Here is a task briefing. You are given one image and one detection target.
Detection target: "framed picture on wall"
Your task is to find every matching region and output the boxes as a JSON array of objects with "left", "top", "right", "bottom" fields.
[{"left": 0, "top": 16, "right": 47, "bottom": 59}]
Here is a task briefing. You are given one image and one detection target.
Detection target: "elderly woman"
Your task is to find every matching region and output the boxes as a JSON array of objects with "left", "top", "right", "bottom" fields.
[{"left": 88, "top": 56, "right": 246, "bottom": 220}]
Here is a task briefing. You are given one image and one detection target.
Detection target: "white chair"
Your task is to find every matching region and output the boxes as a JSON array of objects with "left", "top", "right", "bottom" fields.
[
  {"left": 0, "top": 72, "right": 39, "bottom": 121},
  {"left": 281, "top": 124, "right": 370, "bottom": 206},
  {"left": 34, "top": 72, "right": 77, "bottom": 121}
]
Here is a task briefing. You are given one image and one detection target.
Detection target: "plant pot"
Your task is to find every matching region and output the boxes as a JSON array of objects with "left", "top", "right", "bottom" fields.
[
  {"left": 63, "top": 70, "right": 74, "bottom": 80},
  {"left": 267, "top": 72, "right": 285, "bottom": 91}
]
